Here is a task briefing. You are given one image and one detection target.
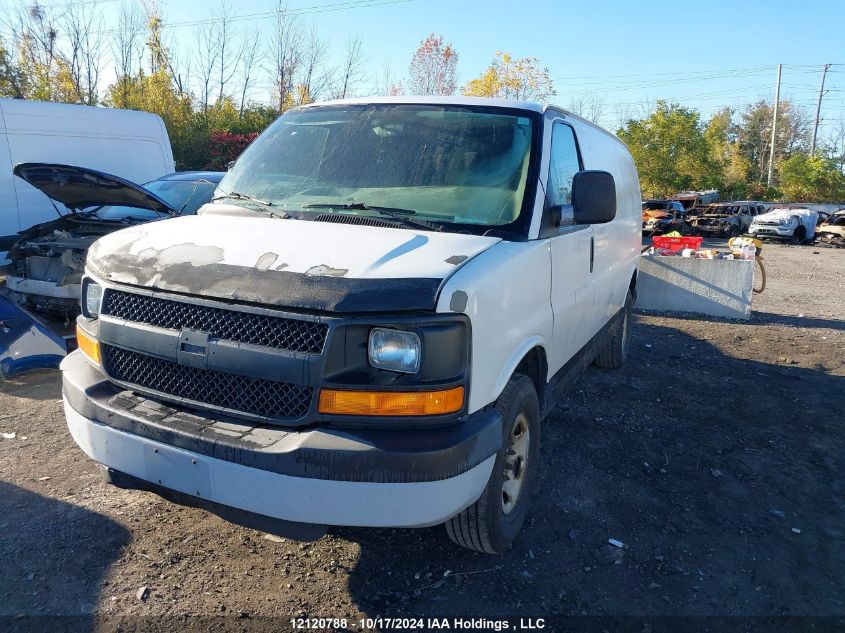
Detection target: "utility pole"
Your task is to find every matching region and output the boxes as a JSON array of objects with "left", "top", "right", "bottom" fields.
[
  {"left": 767, "top": 64, "right": 782, "bottom": 188},
  {"left": 811, "top": 63, "right": 831, "bottom": 155}
]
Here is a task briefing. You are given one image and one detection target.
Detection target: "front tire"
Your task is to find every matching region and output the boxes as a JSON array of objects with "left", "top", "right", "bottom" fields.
[{"left": 445, "top": 374, "right": 541, "bottom": 554}]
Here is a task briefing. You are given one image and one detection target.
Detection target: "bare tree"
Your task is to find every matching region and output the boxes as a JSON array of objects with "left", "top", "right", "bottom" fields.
[
  {"left": 826, "top": 118, "right": 845, "bottom": 171},
  {"left": 4, "top": 2, "right": 61, "bottom": 99},
  {"left": 112, "top": 1, "right": 144, "bottom": 106},
  {"left": 238, "top": 28, "right": 262, "bottom": 117},
  {"left": 567, "top": 93, "right": 605, "bottom": 125},
  {"left": 269, "top": 1, "right": 302, "bottom": 112},
  {"left": 194, "top": 20, "right": 219, "bottom": 114},
  {"left": 212, "top": 0, "right": 242, "bottom": 103},
  {"left": 334, "top": 33, "right": 365, "bottom": 100},
  {"left": 299, "top": 23, "right": 328, "bottom": 103},
  {"left": 64, "top": 0, "right": 105, "bottom": 105},
  {"left": 375, "top": 57, "right": 401, "bottom": 96}
]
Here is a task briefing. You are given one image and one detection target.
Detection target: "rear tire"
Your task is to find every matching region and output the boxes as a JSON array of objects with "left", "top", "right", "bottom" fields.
[
  {"left": 445, "top": 374, "right": 540, "bottom": 554},
  {"left": 594, "top": 289, "right": 633, "bottom": 369},
  {"left": 789, "top": 226, "right": 806, "bottom": 245}
]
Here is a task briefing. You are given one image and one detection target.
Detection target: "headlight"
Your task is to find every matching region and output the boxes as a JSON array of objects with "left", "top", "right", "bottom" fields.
[
  {"left": 82, "top": 280, "right": 102, "bottom": 317},
  {"left": 368, "top": 328, "right": 421, "bottom": 374}
]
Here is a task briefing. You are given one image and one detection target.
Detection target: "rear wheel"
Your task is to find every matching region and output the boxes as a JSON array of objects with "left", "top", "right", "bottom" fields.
[
  {"left": 594, "top": 289, "right": 633, "bottom": 369},
  {"left": 445, "top": 374, "right": 540, "bottom": 554},
  {"left": 789, "top": 226, "right": 806, "bottom": 245}
]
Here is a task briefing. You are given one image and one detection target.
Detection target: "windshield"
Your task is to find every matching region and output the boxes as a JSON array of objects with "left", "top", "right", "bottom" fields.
[
  {"left": 216, "top": 104, "right": 537, "bottom": 231},
  {"left": 93, "top": 179, "right": 217, "bottom": 220}
]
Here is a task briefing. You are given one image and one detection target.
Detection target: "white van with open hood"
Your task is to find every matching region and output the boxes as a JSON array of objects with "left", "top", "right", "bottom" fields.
[
  {"left": 5, "top": 164, "right": 223, "bottom": 318},
  {"left": 62, "top": 97, "right": 641, "bottom": 553},
  {"left": 0, "top": 99, "right": 174, "bottom": 261}
]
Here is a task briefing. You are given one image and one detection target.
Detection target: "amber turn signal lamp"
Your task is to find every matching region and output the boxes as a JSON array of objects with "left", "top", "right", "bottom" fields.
[
  {"left": 318, "top": 386, "right": 464, "bottom": 417},
  {"left": 76, "top": 325, "right": 101, "bottom": 365}
]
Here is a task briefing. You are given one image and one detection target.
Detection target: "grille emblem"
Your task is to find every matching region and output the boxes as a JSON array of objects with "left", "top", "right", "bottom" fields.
[{"left": 177, "top": 329, "right": 210, "bottom": 369}]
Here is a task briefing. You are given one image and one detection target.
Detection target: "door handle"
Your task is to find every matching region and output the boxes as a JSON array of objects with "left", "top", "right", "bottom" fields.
[{"left": 590, "top": 235, "right": 595, "bottom": 273}]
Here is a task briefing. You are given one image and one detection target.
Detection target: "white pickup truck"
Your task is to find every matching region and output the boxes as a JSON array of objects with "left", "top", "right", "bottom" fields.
[{"left": 62, "top": 97, "right": 641, "bottom": 553}]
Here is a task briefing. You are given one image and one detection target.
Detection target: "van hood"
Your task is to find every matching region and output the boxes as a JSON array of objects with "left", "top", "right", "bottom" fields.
[
  {"left": 87, "top": 214, "right": 501, "bottom": 312},
  {"left": 13, "top": 163, "right": 175, "bottom": 215}
]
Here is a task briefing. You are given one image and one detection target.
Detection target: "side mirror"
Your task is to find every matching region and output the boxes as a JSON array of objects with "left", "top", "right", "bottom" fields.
[
  {"left": 226, "top": 160, "right": 236, "bottom": 171},
  {"left": 572, "top": 170, "right": 616, "bottom": 224}
]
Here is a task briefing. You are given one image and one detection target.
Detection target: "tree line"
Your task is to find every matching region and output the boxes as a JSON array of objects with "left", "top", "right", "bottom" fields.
[{"left": 0, "top": 3, "right": 842, "bottom": 201}]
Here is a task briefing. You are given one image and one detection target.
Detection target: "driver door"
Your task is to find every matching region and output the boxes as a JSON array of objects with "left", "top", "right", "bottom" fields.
[{"left": 546, "top": 120, "right": 595, "bottom": 378}]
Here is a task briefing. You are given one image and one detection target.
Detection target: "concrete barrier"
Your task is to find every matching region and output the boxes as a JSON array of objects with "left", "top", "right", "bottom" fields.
[{"left": 636, "top": 255, "right": 754, "bottom": 320}]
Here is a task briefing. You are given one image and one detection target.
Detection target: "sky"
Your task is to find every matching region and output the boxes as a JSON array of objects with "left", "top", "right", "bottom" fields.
[{"left": 5, "top": 0, "right": 845, "bottom": 139}]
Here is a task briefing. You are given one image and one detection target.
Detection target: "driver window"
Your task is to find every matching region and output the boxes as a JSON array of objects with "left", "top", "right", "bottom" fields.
[{"left": 547, "top": 123, "right": 581, "bottom": 207}]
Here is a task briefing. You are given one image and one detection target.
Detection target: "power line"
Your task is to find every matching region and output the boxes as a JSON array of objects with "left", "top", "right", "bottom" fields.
[{"left": 89, "top": 0, "right": 414, "bottom": 35}]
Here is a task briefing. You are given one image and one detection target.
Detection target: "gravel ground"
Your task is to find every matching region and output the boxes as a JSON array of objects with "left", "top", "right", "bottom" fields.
[{"left": 1, "top": 243, "right": 843, "bottom": 632}]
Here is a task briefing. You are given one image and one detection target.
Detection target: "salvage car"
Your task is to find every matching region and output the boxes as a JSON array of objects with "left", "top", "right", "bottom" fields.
[
  {"left": 688, "top": 202, "right": 765, "bottom": 237},
  {"left": 641, "top": 200, "right": 686, "bottom": 234},
  {"left": 4, "top": 166, "right": 224, "bottom": 318},
  {"left": 748, "top": 206, "right": 819, "bottom": 244},
  {"left": 814, "top": 209, "right": 845, "bottom": 247},
  {"left": 62, "top": 97, "right": 641, "bottom": 553}
]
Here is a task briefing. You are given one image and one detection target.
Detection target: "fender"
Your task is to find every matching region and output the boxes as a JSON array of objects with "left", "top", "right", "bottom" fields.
[{"left": 490, "top": 336, "right": 549, "bottom": 405}]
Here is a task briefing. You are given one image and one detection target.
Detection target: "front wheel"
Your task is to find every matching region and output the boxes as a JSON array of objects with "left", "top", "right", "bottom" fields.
[{"left": 445, "top": 374, "right": 541, "bottom": 554}]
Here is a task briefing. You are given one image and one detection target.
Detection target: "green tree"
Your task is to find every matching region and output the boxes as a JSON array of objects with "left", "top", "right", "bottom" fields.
[
  {"left": 735, "top": 100, "right": 810, "bottom": 187},
  {"left": 704, "top": 107, "right": 751, "bottom": 199},
  {"left": 617, "top": 101, "right": 718, "bottom": 197},
  {"left": 779, "top": 154, "right": 845, "bottom": 202},
  {"left": 463, "top": 51, "right": 554, "bottom": 101}
]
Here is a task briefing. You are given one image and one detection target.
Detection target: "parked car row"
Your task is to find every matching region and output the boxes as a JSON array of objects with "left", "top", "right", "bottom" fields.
[{"left": 643, "top": 198, "right": 843, "bottom": 245}]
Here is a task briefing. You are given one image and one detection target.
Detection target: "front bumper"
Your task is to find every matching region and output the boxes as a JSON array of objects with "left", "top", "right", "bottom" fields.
[
  {"left": 749, "top": 226, "right": 791, "bottom": 238},
  {"left": 61, "top": 351, "right": 501, "bottom": 530}
]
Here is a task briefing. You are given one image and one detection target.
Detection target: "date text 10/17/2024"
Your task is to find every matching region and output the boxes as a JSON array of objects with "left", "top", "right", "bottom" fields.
[{"left": 290, "top": 617, "right": 547, "bottom": 630}]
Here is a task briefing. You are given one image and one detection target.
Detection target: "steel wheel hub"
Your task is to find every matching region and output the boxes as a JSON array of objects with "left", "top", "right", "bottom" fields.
[{"left": 502, "top": 412, "right": 530, "bottom": 515}]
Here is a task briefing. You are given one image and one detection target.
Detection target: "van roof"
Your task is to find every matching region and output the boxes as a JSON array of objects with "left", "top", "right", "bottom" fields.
[
  {"left": 296, "top": 96, "right": 626, "bottom": 148},
  {"left": 299, "top": 95, "right": 547, "bottom": 113},
  {"left": 0, "top": 99, "right": 167, "bottom": 139}
]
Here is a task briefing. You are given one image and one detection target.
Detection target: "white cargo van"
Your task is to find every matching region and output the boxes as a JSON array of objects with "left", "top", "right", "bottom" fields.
[
  {"left": 0, "top": 99, "right": 174, "bottom": 259},
  {"left": 62, "top": 97, "right": 640, "bottom": 553}
]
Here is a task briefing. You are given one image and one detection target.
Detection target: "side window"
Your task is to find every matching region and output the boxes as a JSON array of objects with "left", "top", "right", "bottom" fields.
[{"left": 547, "top": 122, "right": 581, "bottom": 207}]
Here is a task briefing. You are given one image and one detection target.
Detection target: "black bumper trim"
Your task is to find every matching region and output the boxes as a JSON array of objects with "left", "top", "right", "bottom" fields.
[
  {"left": 98, "top": 465, "right": 327, "bottom": 541},
  {"left": 62, "top": 351, "right": 502, "bottom": 484}
]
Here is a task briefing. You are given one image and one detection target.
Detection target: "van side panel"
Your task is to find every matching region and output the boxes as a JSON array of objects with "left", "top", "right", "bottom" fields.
[
  {"left": 573, "top": 121, "right": 641, "bottom": 320},
  {"left": 436, "top": 240, "right": 553, "bottom": 413}
]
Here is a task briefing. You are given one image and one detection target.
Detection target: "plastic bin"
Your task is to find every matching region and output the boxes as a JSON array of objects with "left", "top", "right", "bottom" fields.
[{"left": 652, "top": 236, "right": 703, "bottom": 253}]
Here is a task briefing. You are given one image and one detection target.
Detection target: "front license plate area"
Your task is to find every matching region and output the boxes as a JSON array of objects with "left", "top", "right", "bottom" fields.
[{"left": 143, "top": 444, "right": 212, "bottom": 499}]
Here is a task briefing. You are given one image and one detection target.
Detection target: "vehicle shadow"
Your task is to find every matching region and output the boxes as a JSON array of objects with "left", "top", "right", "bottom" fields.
[
  {"left": 0, "top": 480, "right": 130, "bottom": 632},
  {"left": 0, "top": 369, "right": 63, "bottom": 401},
  {"left": 339, "top": 320, "right": 845, "bottom": 619},
  {"left": 634, "top": 308, "right": 844, "bottom": 332}
]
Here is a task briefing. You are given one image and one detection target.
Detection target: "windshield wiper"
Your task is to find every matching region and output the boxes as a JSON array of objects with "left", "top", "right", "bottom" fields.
[
  {"left": 303, "top": 202, "right": 441, "bottom": 231},
  {"left": 212, "top": 191, "right": 288, "bottom": 219}
]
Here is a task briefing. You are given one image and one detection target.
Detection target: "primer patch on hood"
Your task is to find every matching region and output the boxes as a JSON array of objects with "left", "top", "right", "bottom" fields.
[{"left": 87, "top": 215, "right": 501, "bottom": 311}]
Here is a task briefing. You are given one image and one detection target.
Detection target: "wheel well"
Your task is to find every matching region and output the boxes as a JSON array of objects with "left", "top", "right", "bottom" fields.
[
  {"left": 629, "top": 270, "right": 637, "bottom": 302},
  {"left": 514, "top": 346, "right": 548, "bottom": 404}
]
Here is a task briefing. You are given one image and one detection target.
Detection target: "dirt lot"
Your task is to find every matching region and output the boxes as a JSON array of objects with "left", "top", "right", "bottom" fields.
[{"left": 1, "top": 243, "right": 843, "bottom": 632}]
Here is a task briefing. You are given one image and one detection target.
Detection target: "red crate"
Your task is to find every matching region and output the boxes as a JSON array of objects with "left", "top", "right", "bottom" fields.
[{"left": 651, "top": 236, "right": 703, "bottom": 253}]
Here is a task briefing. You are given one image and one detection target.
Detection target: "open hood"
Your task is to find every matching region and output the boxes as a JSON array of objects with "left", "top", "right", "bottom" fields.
[
  {"left": 13, "top": 163, "right": 175, "bottom": 215},
  {"left": 86, "top": 214, "right": 501, "bottom": 312}
]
